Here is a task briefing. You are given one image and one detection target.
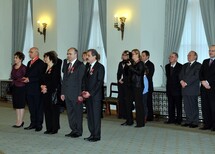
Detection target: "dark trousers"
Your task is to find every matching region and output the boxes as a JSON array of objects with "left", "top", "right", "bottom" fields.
[
  {"left": 43, "top": 93, "right": 60, "bottom": 132},
  {"left": 65, "top": 99, "right": 83, "bottom": 135},
  {"left": 118, "top": 83, "right": 127, "bottom": 119},
  {"left": 86, "top": 98, "right": 101, "bottom": 139},
  {"left": 142, "top": 93, "right": 148, "bottom": 117},
  {"left": 201, "top": 89, "right": 215, "bottom": 128},
  {"left": 133, "top": 87, "right": 145, "bottom": 127},
  {"left": 167, "top": 95, "right": 182, "bottom": 123},
  {"left": 125, "top": 85, "right": 133, "bottom": 124},
  {"left": 147, "top": 91, "right": 154, "bottom": 120},
  {"left": 27, "top": 94, "right": 43, "bottom": 127},
  {"left": 183, "top": 95, "right": 199, "bottom": 125}
]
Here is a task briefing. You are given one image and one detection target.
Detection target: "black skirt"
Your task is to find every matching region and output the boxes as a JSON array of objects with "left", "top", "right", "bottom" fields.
[{"left": 12, "top": 85, "right": 26, "bottom": 109}]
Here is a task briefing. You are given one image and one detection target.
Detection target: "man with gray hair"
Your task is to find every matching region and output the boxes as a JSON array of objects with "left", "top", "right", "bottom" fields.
[
  {"left": 179, "top": 51, "right": 201, "bottom": 128},
  {"left": 23, "top": 47, "right": 46, "bottom": 131}
]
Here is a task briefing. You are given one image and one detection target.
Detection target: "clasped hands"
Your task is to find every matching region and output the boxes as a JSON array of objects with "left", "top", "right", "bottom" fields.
[
  {"left": 41, "top": 85, "right": 47, "bottom": 94},
  {"left": 77, "top": 91, "right": 90, "bottom": 103}
]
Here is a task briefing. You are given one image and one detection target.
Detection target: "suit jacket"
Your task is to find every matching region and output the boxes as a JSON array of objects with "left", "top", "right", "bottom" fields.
[
  {"left": 25, "top": 58, "right": 46, "bottom": 95},
  {"left": 199, "top": 58, "right": 215, "bottom": 90},
  {"left": 117, "top": 61, "right": 131, "bottom": 85},
  {"left": 61, "top": 60, "right": 85, "bottom": 101},
  {"left": 179, "top": 61, "right": 201, "bottom": 95},
  {"left": 82, "top": 61, "right": 105, "bottom": 100},
  {"left": 165, "top": 62, "right": 182, "bottom": 96},
  {"left": 145, "top": 60, "right": 155, "bottom": 92},
  {"left": 41, "top": 65, "right": 59, "bottom": 94}
]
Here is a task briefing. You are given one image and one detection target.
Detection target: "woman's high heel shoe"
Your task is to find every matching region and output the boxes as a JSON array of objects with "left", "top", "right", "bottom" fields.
[{"left": 12, "top": 122, "right": 24, "bottom": 128}]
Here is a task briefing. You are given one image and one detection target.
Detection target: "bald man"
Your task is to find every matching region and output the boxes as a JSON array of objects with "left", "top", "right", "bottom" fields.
[{"left": 23, "top": 47, "right": 46, "bottom": 131}]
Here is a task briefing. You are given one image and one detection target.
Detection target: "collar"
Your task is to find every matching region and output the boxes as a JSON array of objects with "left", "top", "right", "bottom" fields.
[
  {"left": 90, "top": 60, "right": 97, "bottom": 68},
  {"left": 189, "top": 60, "right": 195, "bottom": 66},
  {"left": 30, "top": 56, "right": 39, "bottom": 64},
  {"left": 70, "top": 58, "right": 77, "bottom": 66},
  {"left": 171, "top": 62, "right": 176, "bottom": 68},
  {"left": 144, "top": 59, "right": 149, "bottom": 64}
]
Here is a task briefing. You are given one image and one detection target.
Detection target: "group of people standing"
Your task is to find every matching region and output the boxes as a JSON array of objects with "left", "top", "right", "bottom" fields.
[
  {"left": 117, "top": 45, "right": 215, "bottom": 132},
  {"left": 10, "top": 47, "right": 105, "bottom": 142},
  {"left": 117, "top": 49, "right": 155, "bottom": 128},
  {"left": 166, "top": 45, "right": 215, "bottom": 131}
]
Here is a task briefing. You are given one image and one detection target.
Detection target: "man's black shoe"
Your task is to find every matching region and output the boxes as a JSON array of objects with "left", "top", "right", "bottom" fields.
[
  {"left": 65, "top": 132, "right": 74, "bottom": 137},
  {"left": 71, "top": 134, "right": 82, "bottom": 138},
  {"left": 121, "top": 122, "right": 127, "bottom": 126},
  {"left": 89, "top": 138, "right": 100, "bottom": 142},
  {"left": 35, "top": 127, "right": 42, "bottom": 132},
  {"left": 24, "top": 125, "right": 36, "bottom": 130},
  {"left": 84, "top": 136, "right": 93, "bottom": 141},
  {"left": 189, "top": 124, "right": 198, "bottom": 128},
  {"left": 181, "top": 123, "right": 190, "bottom": 127}
]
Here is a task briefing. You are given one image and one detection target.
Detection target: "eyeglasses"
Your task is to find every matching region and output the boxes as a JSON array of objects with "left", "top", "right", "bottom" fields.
[{"left": 209, "top": 50, "right": 215, "bottom": 52}]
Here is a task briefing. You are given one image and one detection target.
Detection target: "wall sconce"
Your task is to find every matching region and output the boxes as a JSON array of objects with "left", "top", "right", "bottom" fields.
[
  {"left": 37, "top": 21, "right": 47, "bottom": 43},
  {"left": 114, "top": 17, "right": 126, "bottom": 40}
]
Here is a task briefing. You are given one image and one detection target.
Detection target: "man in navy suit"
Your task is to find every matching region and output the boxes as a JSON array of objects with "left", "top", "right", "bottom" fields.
[
  {"left": 81, "top": 49, "right": 105, "bottom": 142},
  {"left": 23, "top": 47, "right": 46, "bottom": 131},
  {"left": 141, "top": 50, "right": 155, "bottom": 121},
  {"left": 199, "top": 45, "right": 215, "bottom": 131},
  {"left": 179, "top": 51, "right": 201, "bottom": 128},
  {"left": 165, "top": 52, "right": 182, "bottom": 124}
]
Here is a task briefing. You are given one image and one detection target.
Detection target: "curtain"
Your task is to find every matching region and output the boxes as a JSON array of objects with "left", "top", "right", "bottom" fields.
[
  {"left": 163, "top": 0, "right": 188, "bottom": 65},
  {"left": 178, "top": 0, "right": 208, "bottom": 64},
  {"left": 199, "top": 0, "right": 215, "bottom": 46},
  {"left": 98, "top": 0, "right": 107, "bottom": 55},
  {"left": 77, "top": 0, "right": 94, "bottom": 59},
  {"left": 12, "top": 0, "right": 29, "bottom": 56}
]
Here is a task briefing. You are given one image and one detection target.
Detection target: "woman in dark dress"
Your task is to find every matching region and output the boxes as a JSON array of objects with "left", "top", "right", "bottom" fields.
[
  {"left": 41, "top": 51, "right": 60, "bottom": 134},
  {"left": 11, "top": 51, "right": 26, "bottom": 128}
]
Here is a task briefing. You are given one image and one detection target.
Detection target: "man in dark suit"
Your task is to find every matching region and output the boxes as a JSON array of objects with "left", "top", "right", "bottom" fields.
[
  {"left": 199, "top": 45, "right": 215, "bottom": 131},
  {"left": 23, "top": 47, "right": 46, "bottom": 131},
  {"left": 61, "top": 47, "right": 85, "bottom": 138},
  {"left": 81, "top": 49, "right": 105, "bottom": 142},
  {"left": 165, "top": 52, "right": 182, "bottom": 124},
  {"left": 179, "top": 51, "right": 201, "bottom": 128},
  {"left": 141, "top": 50, "right": 155, "bottom": 121},
  {"left": 117, "top": 50, "right": 130, "bottom": 119}
]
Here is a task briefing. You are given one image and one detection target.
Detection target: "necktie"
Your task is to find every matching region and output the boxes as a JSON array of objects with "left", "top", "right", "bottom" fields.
[
  {"left": 67, "top": 63, "right": 72, "bottom": 73},
  {"left": 209, "top": 59, "right": 214, "bottom": 66},
  {"left": 185, "top": 63, "right": 191, "bottom": 73},
  {"left": 87, "top": 64, "right": 91, "bottom": 76},
  {"left": 170, "top": 66, "right": 174, "bottom": 76}
]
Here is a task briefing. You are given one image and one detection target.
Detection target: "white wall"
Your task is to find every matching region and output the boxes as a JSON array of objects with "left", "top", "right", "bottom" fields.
[
  {"left": 0, "top": 0, "right": 165, "bottom": 89},
  {"left": 56, "top": 0, "right": 79, "bottom": 60},
  {"left": 140, "top": 0, "right": 165, "bottom": 87},
  {"left": 0, "top": 0, "right": 12, "bottom": 80},
  {"left": 107, "top": 0, "right": 165, "bottom": 90},
  {"left": 33, "top": 0, "right": 79, "bottom": 60},
  {"left": 33, "top": 0, "right": 58, "bottom": 57}
]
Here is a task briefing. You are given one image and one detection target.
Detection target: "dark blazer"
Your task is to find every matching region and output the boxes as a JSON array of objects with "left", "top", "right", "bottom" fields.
[
  {"left": 165, "top": 62, "right": 182, "bottom": 96},
  {"left": 41, "top": 65, "right": 60, "bottom": 93},
  {"left": 179, "top": 61, "right": 201, "bottom": 95},
  {"left": 25, "top": 58, "right": 46, "bottom": 95},
  {"left": 117, "top": 61, "right": 131, "bottom": 84},
  {"left": 82, "top": 61, "right": 105, "bottom": 100},
  {"left": 61, "top": 60, "right": 85, "bottom": 100},
  {"left": 145, "top": 60, "right": 155, "bottom": 92},
  {"left": 129, "top": 61, "right": 145, "bottom": 88},
  {"left": 199, "top": 58, "right": 215, "bottom": 90}
]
